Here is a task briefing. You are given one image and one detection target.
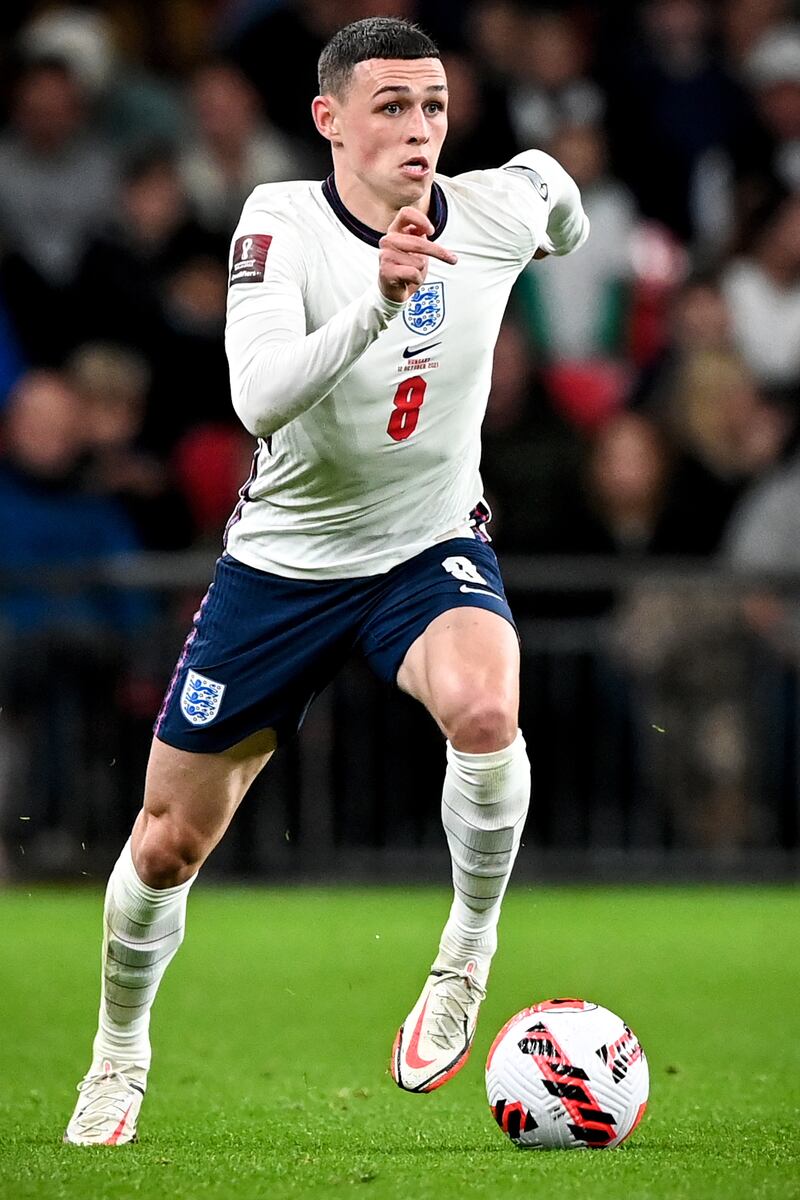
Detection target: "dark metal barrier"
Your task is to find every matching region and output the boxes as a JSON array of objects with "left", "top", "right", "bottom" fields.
[{"left": 1, "top": 554, "right": 798, "bottom": 881}]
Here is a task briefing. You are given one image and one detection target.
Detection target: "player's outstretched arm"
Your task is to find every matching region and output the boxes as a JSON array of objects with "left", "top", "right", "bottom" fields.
[
  {"left": 538, "top": 153, "right": 590, "bottom": 257},
  {"left": 227, "top": 208, "right": 456, "bottom": 441},
  {"left": 502, "top": 149, "right": 590, "bottom": 260}
]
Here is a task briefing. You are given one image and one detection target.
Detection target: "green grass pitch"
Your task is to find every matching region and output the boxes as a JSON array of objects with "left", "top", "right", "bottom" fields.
[{"left": 1, "top": 884, "right": 798, "bottom": 1200}]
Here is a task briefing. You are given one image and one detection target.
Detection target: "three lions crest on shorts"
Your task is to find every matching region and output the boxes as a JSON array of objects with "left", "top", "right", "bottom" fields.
[{"left": 180, "top": 672, "right": 226, "bottom": 725}]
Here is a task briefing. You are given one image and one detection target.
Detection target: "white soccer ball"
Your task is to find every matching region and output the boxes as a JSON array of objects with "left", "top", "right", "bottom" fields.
[{"left": 485, "top": 998, "right": 649, "bottom": 1150}]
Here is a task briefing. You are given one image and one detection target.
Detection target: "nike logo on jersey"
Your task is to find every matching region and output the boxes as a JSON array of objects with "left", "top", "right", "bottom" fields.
[
  {"left": 459, "top": 584, "right": 503, "bottom": 600},
  {"left": 403, "top": 341, "right": 441, "bottom": 358}
]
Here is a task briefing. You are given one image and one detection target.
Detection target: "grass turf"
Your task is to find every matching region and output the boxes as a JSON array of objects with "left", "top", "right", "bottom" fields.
[{"left": 0, "top": 885, "right": 798, "bottom": 1200}]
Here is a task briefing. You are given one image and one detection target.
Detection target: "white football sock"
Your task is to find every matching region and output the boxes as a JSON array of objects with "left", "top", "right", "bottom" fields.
[
  {"left": 90, "top": 838, "right": 196, "bottom": 1078},
  {"left": 437, "top": 730, "right": 530, "bottom": 976}
]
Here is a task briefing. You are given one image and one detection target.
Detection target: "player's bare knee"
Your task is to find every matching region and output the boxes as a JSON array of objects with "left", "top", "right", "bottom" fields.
[
  {"left": 445, "top": 697, "right": 517, "bottom": 754},
  {"left": 133, "top": 815, "right": 206, "bottom": 888}
]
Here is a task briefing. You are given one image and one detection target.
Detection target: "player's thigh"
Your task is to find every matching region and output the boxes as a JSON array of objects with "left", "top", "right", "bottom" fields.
[
  {"left": 133, "top": 727, "right": 276, "bottom": 872},
  {"left": 397, "top": 607, "right": 520, "bottom": 749}
]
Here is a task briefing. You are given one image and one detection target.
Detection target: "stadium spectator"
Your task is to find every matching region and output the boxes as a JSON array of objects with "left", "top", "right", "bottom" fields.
[
  {"left": 722, "top": 192, "right": 800, "bottom": 389},
  {"left": 505, "top": 8, "right": 604, "bottom": 149},
  {"left": 75, "top": 144, "right": 208, "bottom": 356},
  {"left": 741, "top": 23, "right": 800, "bottom": 194},
  {"left": 550, "top": 409, "right": 729, "bottom": 561},
  {"left": 0, "top": 57, "right": 116, "bottom": 285},
  {"left": 464, "top": 0, "right": 520, "bottom": 80},
  {"left": 0, "top": 58, "right": 116, "bottom": 362},
  {"left": 724, "top": 447, "right": 800, "bottom": 663},
  {"left": 66, "top": 342, "right": 194, "bottom": 551},
  {"left": 15, "top": 5, "right": 186, "bottom": 151},
  {"left": 225, "top": 0, "right": 354, "bottom": 169},
  {"left": 665, "top": 274, "right": 733, "bottom": 352},
  {"left": 658, "top": 348, "right": 794, "bottom": 512},
  {"left": 721, "top": 0, "right": 793, "bottom": 70},
  {"left": 602, "top": 0, "right": 757, "bottom": 246},
  {"left": 515, "top": 122, "right": 638, "bottom": 361},
  {"left": 615, "top": 572, "right": 759, "bottom": 850},
  {"left": 726, "top": 449, "right": 800, "bottom": 586},
  {"left": 145, "top": 245, "right": 233, "bottom": 453},
  {"left": 721, "top": 420, "right": 800, "bottom": 830},
  {"left": 581, "top": 409, "right": 761, "bottom": 852},
  {"left": 479, "top": 316, "right": 582, "bottom": 554},
  {"left": 435, "top": 50, "right": 518, "bottom": 176},
  {"left": 0, "top": 370, "right": 153, "bottom": 875},
  {"left": 180, "top": 60, "right": 315, "bottom": 237},
  {"left": 0, "top": 369, "right": 147, "bottom": 634},
  {"left": 74, "top": 145, "right": 232, "bottom": 451},
  {"left": 632, "top": 271, "right": 735, "bottom": 431}
]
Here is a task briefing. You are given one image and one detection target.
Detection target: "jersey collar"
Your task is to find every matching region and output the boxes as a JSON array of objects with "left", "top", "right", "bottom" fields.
[{"left": 322, "top": 173, "right": 448, "bottom": 248}]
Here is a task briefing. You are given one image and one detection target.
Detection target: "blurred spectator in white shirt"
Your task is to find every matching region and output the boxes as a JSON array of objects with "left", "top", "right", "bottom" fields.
[
  {"left": 517, "top": 122, "right": 637, "bottom": 362},
  {"left": 721, "top": 0, "right": 793, "bottom": 70},
  {"left": 726, "top": 452, "right": 800, "bottom": 578},
  {"left": 743, "top": 23, "right": 800, "bottom": 191},
  {"left": 179, "top": 60, "right": 315, "bottom": 237},
  {"left": 722, "top": 193, "right": 800, "bottom": 388},
  {"left": 723, "top": 449, "right": 800, "bottom": 668},
  {"left": 0, "top": 58, "right": 115, "bottom": 288}
]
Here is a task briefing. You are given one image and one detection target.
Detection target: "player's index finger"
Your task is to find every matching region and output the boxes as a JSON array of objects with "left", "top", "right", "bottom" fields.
[
  {"left": 381, "top": 231, "right": 458, "bottom": 265},
  {"left": 425, "top": 241, "right": 458, "bottom": 265}
]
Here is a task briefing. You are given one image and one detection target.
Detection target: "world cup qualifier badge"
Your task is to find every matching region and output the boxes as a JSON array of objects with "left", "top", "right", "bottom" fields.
[
  {"left": 230, "top": 234, "right": 272, "bottom": 284},
  {"left": 180, "top": 671, "right": 226, "bottom": 725}
]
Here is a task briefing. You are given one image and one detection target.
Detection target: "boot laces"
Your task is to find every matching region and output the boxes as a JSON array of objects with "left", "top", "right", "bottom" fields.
[
  {"left": 428, "top": 970, "right": 485, "bottom": 1050},
  {"left": 72, "top": 1065, "right": 140, "bottom": 1136}
]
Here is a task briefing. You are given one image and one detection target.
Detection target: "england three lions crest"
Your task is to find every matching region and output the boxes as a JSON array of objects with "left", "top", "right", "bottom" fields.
[
  {"left": 403, "top": 281, "right": 445, "bottom": 335},
  {"left": 180, "top": 671, "right": 226, "bottom": 725}
]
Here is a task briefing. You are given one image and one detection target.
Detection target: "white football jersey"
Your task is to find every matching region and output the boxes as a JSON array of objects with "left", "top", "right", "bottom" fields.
[{"left": 224, "top": 150, "right": 589, "bottom": 578}]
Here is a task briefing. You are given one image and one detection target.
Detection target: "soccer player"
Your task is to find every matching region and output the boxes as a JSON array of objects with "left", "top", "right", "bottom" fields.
[{"left": 65, "top": 17, "right": 589, "bottom": 1144}]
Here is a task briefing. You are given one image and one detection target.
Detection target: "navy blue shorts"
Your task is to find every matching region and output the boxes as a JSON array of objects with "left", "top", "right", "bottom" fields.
[{"left": 154, "top": 537, "right": 516, "bottom": 753}]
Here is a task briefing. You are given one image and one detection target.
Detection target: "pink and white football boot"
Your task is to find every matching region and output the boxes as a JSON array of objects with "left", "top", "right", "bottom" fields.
[{"left": 391, "top": 954, "right": 487, "bottom": 1093}]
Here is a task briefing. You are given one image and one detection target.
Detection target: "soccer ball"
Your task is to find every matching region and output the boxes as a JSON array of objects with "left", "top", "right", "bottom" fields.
[{"left": 485, "top": 998, "right": 649, "bottom": 1150}]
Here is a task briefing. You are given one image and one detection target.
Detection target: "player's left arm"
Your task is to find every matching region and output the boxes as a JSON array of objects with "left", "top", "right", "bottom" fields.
[{"left": 501, "top": 149, "right": 590, "bottom": 261}]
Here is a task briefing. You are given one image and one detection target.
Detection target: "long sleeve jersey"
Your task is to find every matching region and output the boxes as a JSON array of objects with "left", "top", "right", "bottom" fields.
[{"left": 224, "top": 149, "right": 589, "bottom": 579}]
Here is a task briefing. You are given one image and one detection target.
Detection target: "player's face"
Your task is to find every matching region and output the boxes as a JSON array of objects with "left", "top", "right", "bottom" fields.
[{"left": 327, "top": 58, "right": 448, "bottom": 208}]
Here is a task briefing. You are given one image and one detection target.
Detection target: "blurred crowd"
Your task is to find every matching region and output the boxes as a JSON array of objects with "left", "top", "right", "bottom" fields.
[
  {"left": 2, "top": 1, "right": 800, "bottom": 568},
  {"left": 1, "top": 1, "right": 800, "bottom": 582},
  {"left": 4, "top": 0, "right": 800, "bottom": 858}
]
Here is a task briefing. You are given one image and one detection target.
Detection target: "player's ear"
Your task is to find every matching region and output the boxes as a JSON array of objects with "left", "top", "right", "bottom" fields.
[{"left": 312, "top": 95, "right": 341, "bottom": 145}]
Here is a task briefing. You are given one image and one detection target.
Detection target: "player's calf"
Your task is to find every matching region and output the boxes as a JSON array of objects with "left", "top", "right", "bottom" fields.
[{"left": 393, "top": 733, "right": 531, "bottom": 1092}]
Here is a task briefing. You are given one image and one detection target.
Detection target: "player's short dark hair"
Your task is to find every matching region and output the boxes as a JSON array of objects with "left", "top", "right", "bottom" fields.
[{"left": 318, "top": 17, "right": 440, "bottom": 97}]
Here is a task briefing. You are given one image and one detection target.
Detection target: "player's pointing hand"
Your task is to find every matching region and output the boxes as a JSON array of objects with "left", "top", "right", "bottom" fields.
[{"left": 379, "top": 206, "right": 457, "bottom": 304}]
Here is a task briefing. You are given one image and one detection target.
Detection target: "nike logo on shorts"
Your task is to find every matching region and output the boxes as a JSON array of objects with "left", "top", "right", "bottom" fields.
[
  {"left": 403, "top": 341, "right": 441, "bottom": 358},
  {"left": 459, "top": 584, "right": 502, "bottom": 600}
]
